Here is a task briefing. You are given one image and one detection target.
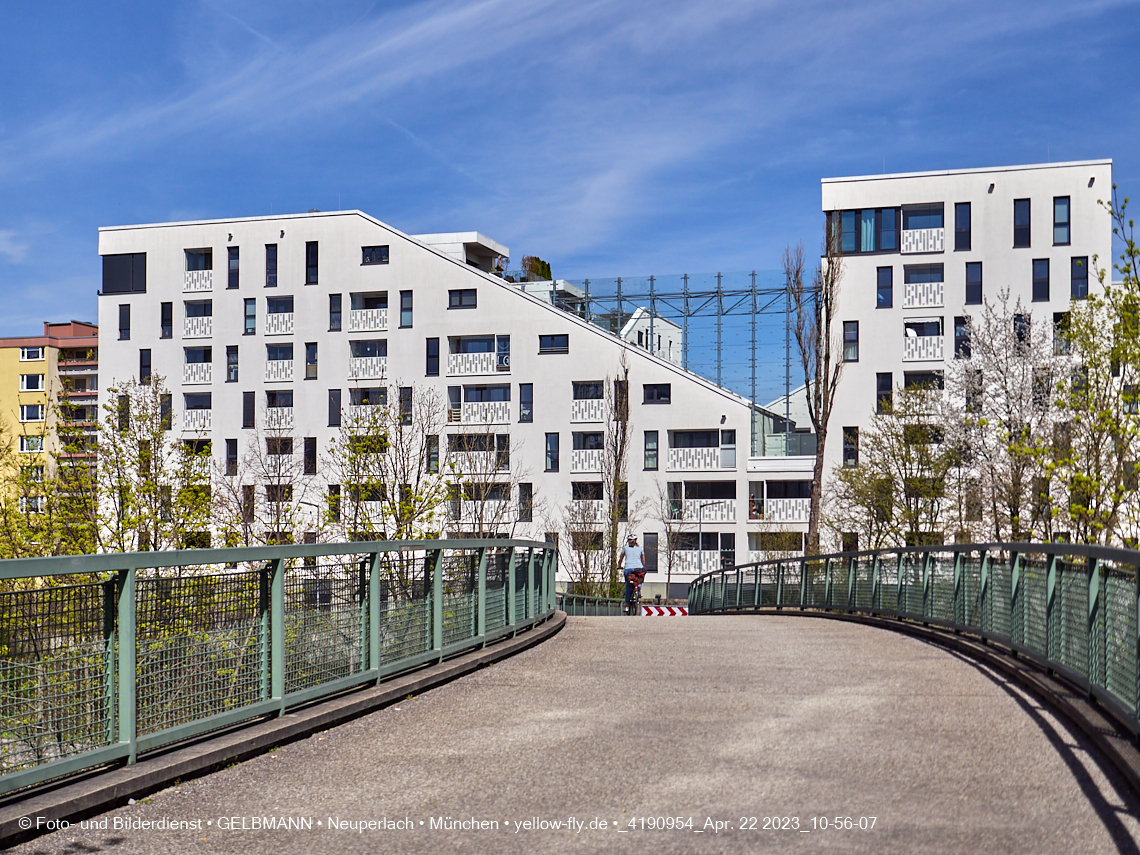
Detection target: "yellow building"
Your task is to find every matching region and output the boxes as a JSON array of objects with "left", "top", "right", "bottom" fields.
[{"left": 0, "top": 321, "right": 98, "bottom": 505}]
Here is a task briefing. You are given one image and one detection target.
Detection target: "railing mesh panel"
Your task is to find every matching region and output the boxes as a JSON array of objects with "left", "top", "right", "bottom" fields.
[
  {"left": 960, "top": 554, "right": 982, "bottom": 627},
  {"left": 1056, "top": 559, "right": 1088, "bottom": 678},
  {"left": 879, "top": 558, "right": 899, "bottom": 613},
  {"left": 1021, "top": 556, "right": 1048, "bottom": 653},
  {"left": 1105, "top": 562, "right": 1138, "bottom": 712},
  {"left": 900, "top": 554, "right": 923, "bottom": 616},
  {"left": 830, "top": 561, "right": 850, "bottom": 608},
  {"left": 929, "top": 556, "right": 954, "bottom": 623},
  {"left": 283, "top": 562, "right": 364, "bottom": 694},
  {"left": 0, "top": 580, "right": 109, "bottom": 774},
  {"left": 853, "top": 559, "right": 874, "bottom": 609}
]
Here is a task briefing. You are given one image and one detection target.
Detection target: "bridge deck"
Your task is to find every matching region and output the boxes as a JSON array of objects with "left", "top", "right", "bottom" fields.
[{"left": 14, "top": 616, "right": 1140, "bottom": 854}]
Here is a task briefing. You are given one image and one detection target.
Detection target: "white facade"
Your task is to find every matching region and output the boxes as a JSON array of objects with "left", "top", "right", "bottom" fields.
[
  {"left": 821, "top": 159, "right": 1113, "bottom": 546},
  {"left": 96, "top": 210, "right": 780, "bottom": 597}
]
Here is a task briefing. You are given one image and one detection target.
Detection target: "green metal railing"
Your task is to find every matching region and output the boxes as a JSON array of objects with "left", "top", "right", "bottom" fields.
[
  {"left": 556, "top": 593, "right": 626, "bottom": 616},
  {"left": 689, "top": 542, "right": 1140, "bottom": 737},
  {"left": 0, "top": 539, "right": 556, "bottom": 795}
]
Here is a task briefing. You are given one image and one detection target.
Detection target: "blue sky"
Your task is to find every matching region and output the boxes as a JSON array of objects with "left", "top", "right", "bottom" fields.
[{"left": 0, "top": 0, "right": 1138, "bottom": 342}]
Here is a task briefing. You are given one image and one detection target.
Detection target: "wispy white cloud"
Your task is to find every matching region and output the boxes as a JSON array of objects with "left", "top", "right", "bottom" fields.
[{"left": 0, "top": 230, "right": 28, "bottom": 263}]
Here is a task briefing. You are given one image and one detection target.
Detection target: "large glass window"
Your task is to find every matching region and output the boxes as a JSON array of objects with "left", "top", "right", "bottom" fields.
[
  {"left": 1054, "top": 196, "right": 1070, "bottom": 245},
  {"left": 350, "top": 340, "right": 387, "bottom": 358},
  {"left": 1014, "top": 199, "right": 1031, "bottom": 248},
  {"left": 520, "top": 383, "right": 533, "bottom": 422},
  {"left": 843, "top": 321, "right": 858, "bottom": 362},
  {"left": 834, "top": 208, "right": 899, "bottom": 253},
  {"left": 362, "top": 245, "right": 389, "bottom": 265},
  {"left": 400, "top": 290, "right": 413, "bottom": 327},
  {"left": 545, "top": 433, "right": 559, "bottom": 471},
  {"left": 965, "top": 262, "right": 983, "bottom": 304},
  {"left": 954, "top": 316, "right": 970, "bottom": 359},
  {"left": 955, "top": 202, "right": 971, "bottom": 251},
  {"left": 902, "top": 204, "right": 944, "bottom": 231},
  {"left": 185, "top": 248, "right": 212, "bottom": 271},
  {"left": 426, "top": 337, "right": 440, "bottom": 376},
  {"left": 904, "top": 264, "right": 943, "bottom": 284},
  {"left": 539, "top": 334, "right": 568, "bottom": 353},
  {"left": 265, "top": 244, "right": 277, "bottom": 287},
  {"left": 1033, "top": 259, "right": 1050, "bottom": 302},
  {"left": 518, "top": 483, "right": 533, "bottom": 522},
  {"left": 876, "top": 372, "right": 892, "bottom": 413},
  {"left": 573, "top": 381, "right": 604, "bottom": 399},
  {"left": 644, "top": 430, "right": 658, "bottom": 470},
  {"left": 329, "top": 294, "right": 342, "bottom": 331},
  {"left": 1071, "top": 257, "right": 1089, "bottom": 300},
  {"left": 101, "top": 252, "right": 146, "bottom": 294},
  {"left": 877, "top": 267, "right": 893, "bottom": 309},
  {"left": 448, "top": 288, "right": 477, "bottom": 309},
  {"left": 305, "top": 241, "right": 318, "bottom": 284},
  {"left": 643, "top": 383, "right": 671, "bottom": 404},
  {"left": 228, "top": 247, "right": 239, "bottom": 289}
]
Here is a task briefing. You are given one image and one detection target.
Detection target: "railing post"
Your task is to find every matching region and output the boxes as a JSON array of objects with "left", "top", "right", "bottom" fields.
[
  {"left": 871, "top": 554, "right": 880, "bottom": 614},
  {"left": 979, "top": 549, "right": 990, "bottom": 636},
  {"left": 1010, "top": 551, "right": 1022, "bottom": 650},
  {"left": 431, "top": 548, "right": 444, "bottom": 655},
  {"left": 506, "top": 546, "right": 517, "bottom": 632},
  {"left": 368, "top": 551, "right": 381, "bottom": 675},
  {"left": 527, "top": 547, "right": 536, "bottom": 621},
  {"left": 775, "top": 562, "right": 784, "bottom": 609},
  {"left": 799, "top": 557, "right": 807, "bottom": 609},
  {"left": 477, "top": 547, "right": 488, "bottom": 640},
  {"left": 754, "top": 566, "right": 761, "bottom": 608},
  {"left": 1087, "top": 555, "right": 1102, "bottom": 692},
  {"left": 847, "top": 555, "right": 856, "bottom": 610},
  {"left": 102, "top": 578, "right": 117, "bottom": 746},
  {"left": 115, "top": 568, "right": 138, "bottom": 763},
  {"left": 735, "top": 568, "right": 743, "bottom": 609},
  {"left": 1046, "top": 550, "right": 1059, "bottom": 665},
  {"left": 953, "top": 550, "right": 963, "bottom": 627},
  {"left": 824, "top": 557, "right": 833, "bottom": 608},
  {"left": 268, "top": 557, "right": 285, "bottom": 713},
  {"left": 921, "top": 551, "right": 932, "bottom": 623},
  {"left": 896, "top": 552, "right": 905, "bottom": 616}
]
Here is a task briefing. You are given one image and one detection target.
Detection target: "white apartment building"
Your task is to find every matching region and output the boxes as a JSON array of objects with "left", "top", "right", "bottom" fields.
[
  {"left": 96, "top": 211, "right": 811, "bottom": 597},
  {"left": 821, "top": 159, "right": 1113, "bottom": 546}
]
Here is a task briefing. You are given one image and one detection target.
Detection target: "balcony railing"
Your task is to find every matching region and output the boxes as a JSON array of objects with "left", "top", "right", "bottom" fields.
[
  {"left": 184, "top": 316, "right": 212, "bottom": 338},
  {"left": 184, "top": 270, "right": 212, "bottom": 292},
  {"left": 347, "top": 405, "right": 383, "bottom": 425},
  {"left": 903, "top": 335, "right": 944, "bottom": 362},
  {"left": 266, "top": 407, "right": 295, "bottom": 429},
  {"left": 265, "top": 312, "right": 294, "bottom": 336},
  {"left": 265, "top": 359, "right": 294, "bottom": 382},
  {"left": 348, "top": 356, "right": 387, "bottom": 380},
  {"left": 764, "top": 497, "right": 811, "bottom": 523},
  {"left": 183, "top": 362, "right": 212, "bottom": 385},
  {"left": 667, "top": 446, "right": 722, "bottom": 472},
  {"left": 569, "top": 498, "right": 605, "bottom": 520},
  {"left": 459, "top": 400, "right": 510, "bottom": 425},
  {"left": 570, "top": 448, "right": 604, "bottom": 473},
  {"left": 682, "top": 499, "right": 736, "bottom": 522},
  {"left": 901, "top": 227, "right": 945, "bottom": 254},
  {"left": 903, "top": 280, "right": 944, "bottom": 309},
  {"left": 447, "top": 352, "right": 499, "bottom": 376},
  {"left": 348, "top": 308, "right": 388, "bottom": 332},
  {"left": 183, "top": 409, "right": 212, "bottom": 432},
  {"left": 570, "top": 398, "right": 605, "bottom": 423}
]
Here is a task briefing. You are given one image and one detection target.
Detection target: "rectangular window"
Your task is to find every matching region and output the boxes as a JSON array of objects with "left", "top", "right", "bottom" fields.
[
  {"left": 399, "top": 387, "right": 412, "bottom": 425},
  {"left": 267, "top": 437, "right": 293, "bottom": 456},
  {"left": 184, "top": 392, "right": 211, "bottom": 411},
  {"left": 843, "top": 321, "right": 859, "bottom": 362},
  {"left": 305, "top": 241, "right": 318, "bottom": 284},
  {"left": 833, "top": 208, "right": 900, "bottom": 253},
  {"left": 1014, "top": 199, "right": 1031, "bottom": 248},
  {"left": 19, "top": 347, "right": 43, "bottom": 361},
  {"left": 19, "top": 374, "right": 44, "bottom": 391},
  {"left": 876, "top": 372, "right": 892, "bottom": 413},
  {"left": 519, "top": 383, "right": 533, "bottom": 422},
  {"left": 266, "top": 389, "right": 293, "bottom": 410},
  {"left": 966, "top": 368, "right": 983, "bottom": 413},
  {"left": 877, "top": 267, "right": 893, "bottom": 308},
  {"left": 954, "top": 316, "right": 971, "bottom": 358},
  {"left": 265, "top": 244, "right": 277, "bottom": 287},
  {"left": 904, "top": 371, "right": 944, "bottom": 390},
  {"left": 362, "top": 245, "right": 389, "bottom": 265},
  {"left": 545, "top": 433, "right": 559, "bottom": 472},
  {"left": 496, "top": 434, "right": 510, "bottom": 470},
  {"left": 139, "top": 349, "right": 151, "bottom": 384},
  {"left": 305, "top": 343, "right": 318, "bottom": 379},
  {"left": 1054, "top": 196, "right": 1070, "bottom": 245},
  {"left": 244, "top": 298, "right": 256, "bottom": 334},
  {"left": 304, "top": 436, "right": 317, "bottom": 475},
  {"left": 539, "top": 334, "right": 569, "bottom": 354},
  {"left": 902, "top": 203, "right": 944, "bottom": 231},
  {"left": 101, "top": 252, "right": 146, "bottom": 294},
  {"left": 518, "top": 483, "right": 533, "bottom": 522},
  {"left": 573, "top": 431, "right": 604, "bottom": 450},
  {"left": 425, "top": 337, "right": 439, "bottom": 376},
  {"left": 671, "top": 430, "right": 719, "bottom": 448},
  {"left": 226, "top": 345, "right": 238, "bottom": 382},
  {"left": 329, "top": 389, "right": 341, "bottom": 426},
  {"left": 448, "top": 288, "right": 477, "bottom": 309},
  {"left": 426, "top": 435, "right": 439, "bottom": 474},
  {"left": 20, "top": 404, "right": 44, "bottom": 422},
  {"left": 400, "top": 290, "right": 413, "bottom": 327},
  {"left": 185, "top": 248, "right": 212, "bottom": 271},
  {"left": 160, "top": 394, "right": 171, "bottom": 431},
  {"left": 955, "top": 202, "right": 971, "bottom": 251},
  {"left": 842, "top": 427, "right": 858, "bottom": 468},
  {"left": 266, "top": 343, "right": 292, "bottom": 362},
  {"left": 329, "top": 294, "right": 342, "bottom": 331},
  {"left": 266, "top": 295, "right": 293, "bottom": 315},
  {"left": 965, "top": 262, "right": 983, "bottom": 305},
  {"left": 1014, "top": 313, "right": 1030, "bottom": 350},
  {"left": 1033, "top": 258, "right": 1050, "bottom": 302},
  {"left": 228, "top": 246, "right": 239, "bottom": 289},
  {"left": 242, "top": 391, "right": 255, "bottom": 428},
  {"left": 643, "top": 383, "right": 671, "bottom": 404},
  {"left": 20, "top": 435, "right": 43, "bottom": 453},
  {"left": 225, "top": 438, "right": 238, "bottom": 476},
  {"left": 573, "top": 381, "right": 604, "bottom": 400},
  {"left": 644, "top": 430, "right": 659, "bottom": 470},
  {"left": 1053, "top": 312, "right": 1070, "bottom": 355},
  {"left": 160, "top": 302, "right": 172, "bottom": 338},
  {"left": 118, "top": 304, "right": 130, "bottom": 340},
  {"left": 1071, "top": 257, "right": 1089, "bottom": 300}
]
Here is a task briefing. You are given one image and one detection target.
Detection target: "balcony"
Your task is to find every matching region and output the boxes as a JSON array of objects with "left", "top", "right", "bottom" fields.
[
  {"left": 450, "top": 400, "right": 510, "bottom": 425},
  {"left": 901, "top": 227, "right": 944, "bottom": 254},
  {"left": 447, "top": 352, "right": 501, "bottom": 376},
  {"left": 348, "top": 356, "right": 387, "bottom": 380},
  {"left": 667, "top": 446, "right": 724, "bottom": 472},
  {"left": 570, "top": 398, "right": 605, "bottom": 423},
  {"left": 570, "top": 448, "right": 604, "bottom": 473},
  {"left": 682, "top": 499, "right": 736, "bottom": 522},
  {"left": 183, "top": 409, "right": 212, "bottom": 432},
  {"left": 569, "top": 498, "right": 605, "bottom": 520},
  {"left": 347, "top": 405, "right": 383, "bottom": 425},
  {"left": 668, "top": 551, "right": 722, "bottom": 575},
  {"left": 184, "top": 316, "right": 212, "bottom": 338},
  {"left": 183, "top": 362, "right": 212, "bottom": 385},
  {"left": 764, "top": 497, "right": 811, "bottom": 524},
  {"left": 266, "top": 407, "right": 295, "bottom": 429},
  {"left": 265, "top": 359, "right": 294, "bottom": 382},
  {"left": 903, "top": 335, "right": 944, "bottom": 362},
  {"left": 903, "top": 280, "right": 944, "bottom": 309},
  {"left": 348, "top": 308, "right": 388, "bottom": 332},
  {"left": 184, "top": 270, "right": 212, "bottom": 292},
  {"left": 265, "top": 312, "right": 294, "bottom": 335}
]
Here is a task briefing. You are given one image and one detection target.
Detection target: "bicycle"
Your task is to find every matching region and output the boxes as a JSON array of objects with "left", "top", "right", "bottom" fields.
[{"left": 626, "top": 570, "right": 645, "bottom": 616}]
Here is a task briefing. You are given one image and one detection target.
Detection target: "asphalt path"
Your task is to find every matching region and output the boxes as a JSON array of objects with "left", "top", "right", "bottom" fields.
[{"left": 12, "top": 615, "right": 1140, "bottom": 854}]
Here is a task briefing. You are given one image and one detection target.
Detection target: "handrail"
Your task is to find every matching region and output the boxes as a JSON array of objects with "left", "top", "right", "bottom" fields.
[
  {"left": 0, "top": 538, "right": 557, "bottom": 795},
  {"left": 689, "top": 542, "right": 1140, "bottom": 738},
  {"left": 556, "top": 592, "right": 626, "bottom": 616}
]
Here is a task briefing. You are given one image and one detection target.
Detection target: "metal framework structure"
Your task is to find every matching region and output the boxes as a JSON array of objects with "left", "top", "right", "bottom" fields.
[
  {"left": 690, "top": 541, "right": 1140, "bottom": 737},
  {"left": 0, "top": 538, "right": 557, "bottom": 795}
]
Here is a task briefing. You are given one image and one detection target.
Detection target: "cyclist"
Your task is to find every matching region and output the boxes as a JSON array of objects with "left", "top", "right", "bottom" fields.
[{"left": 620, "top": 533, "right": 646, "bottom": 615}]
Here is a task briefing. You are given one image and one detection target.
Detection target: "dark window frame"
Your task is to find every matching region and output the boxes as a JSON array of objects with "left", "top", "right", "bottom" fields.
[
  {"left": 242, "top": 392, "right": 255, "bottom": 429},
  {"left": 843, "top": 320, "right": 859, "bottom": 362},
  {"left": 426, "top": 337, "right": 440, "bottom": 376},
  {"left": 519, "top": 383, "right": 533, "bottom": 423},
  {"left": 329, "top": 294, "right": 342, "bottom": 332},
  {"left": 227, "top": 246, "right": 239, "bottom": 289},
  {"left": 877, "top": 267, "right": 893, "bottom": 309},
  {"left": 160, "top": 302, "right": 173, "bottom": 339},
  {"left": 643, "top": 383, "right": 671, "bottom": 404},
  {"left": 448, "top": 288, "right": 477, "bottom": 310},
  {"left": 265, "top": 244, "right": 277, "bottom": 288},
  {"left": 954, "top": 202, "right": 971, "bottom": 251},
  {"left": 305, "top": 241, "right": 319, "bottom": 285},
  {"left": 965, "top": 262, "right": 983, "bottom": 305},
  {"left": 1053, "top": 196, "right": 1071, "bottom": 246},
  {"left": 1071, "top": 257, "right": 1089, "bottom": 300},
  {"left": 538, "top": 334, "right": 569, "bottom": 353},
  {"left": 361, "top": 245, "right": 389, "bottom": 265},
  {"left": 876, "top": 372, "right": 892, "bottom": 414},
  {"left": 1014, "top": 198, "right": 1031, "bottom": 248},
  {"left": 1032, "top": 258, "right": 1050, "bottom": 302}
]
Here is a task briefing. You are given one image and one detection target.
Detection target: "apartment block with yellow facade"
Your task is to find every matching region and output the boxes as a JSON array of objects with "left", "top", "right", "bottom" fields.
[{"left": 0, "top": 322, "right": 98, "bottom": 508}]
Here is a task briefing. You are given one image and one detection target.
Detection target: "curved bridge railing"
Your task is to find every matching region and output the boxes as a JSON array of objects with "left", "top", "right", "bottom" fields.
[
  {"left": 556, "top": 593, "right": 625, "bottom": 616},
  {"left": 689, "top": 542, "right": 1140, "bottom": 737},
  {"left": 0, "top": 539, "right": 556, "bottom": 795}
]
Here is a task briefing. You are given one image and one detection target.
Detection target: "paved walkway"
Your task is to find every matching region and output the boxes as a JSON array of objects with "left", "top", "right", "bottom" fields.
[{"left": 13, "top": 616, "right": 1140, "bottom": 854}]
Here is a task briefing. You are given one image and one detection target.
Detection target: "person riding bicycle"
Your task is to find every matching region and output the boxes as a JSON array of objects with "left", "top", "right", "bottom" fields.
[{"left": 620, "top": 533, "right": 646, "bottom": 615}]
